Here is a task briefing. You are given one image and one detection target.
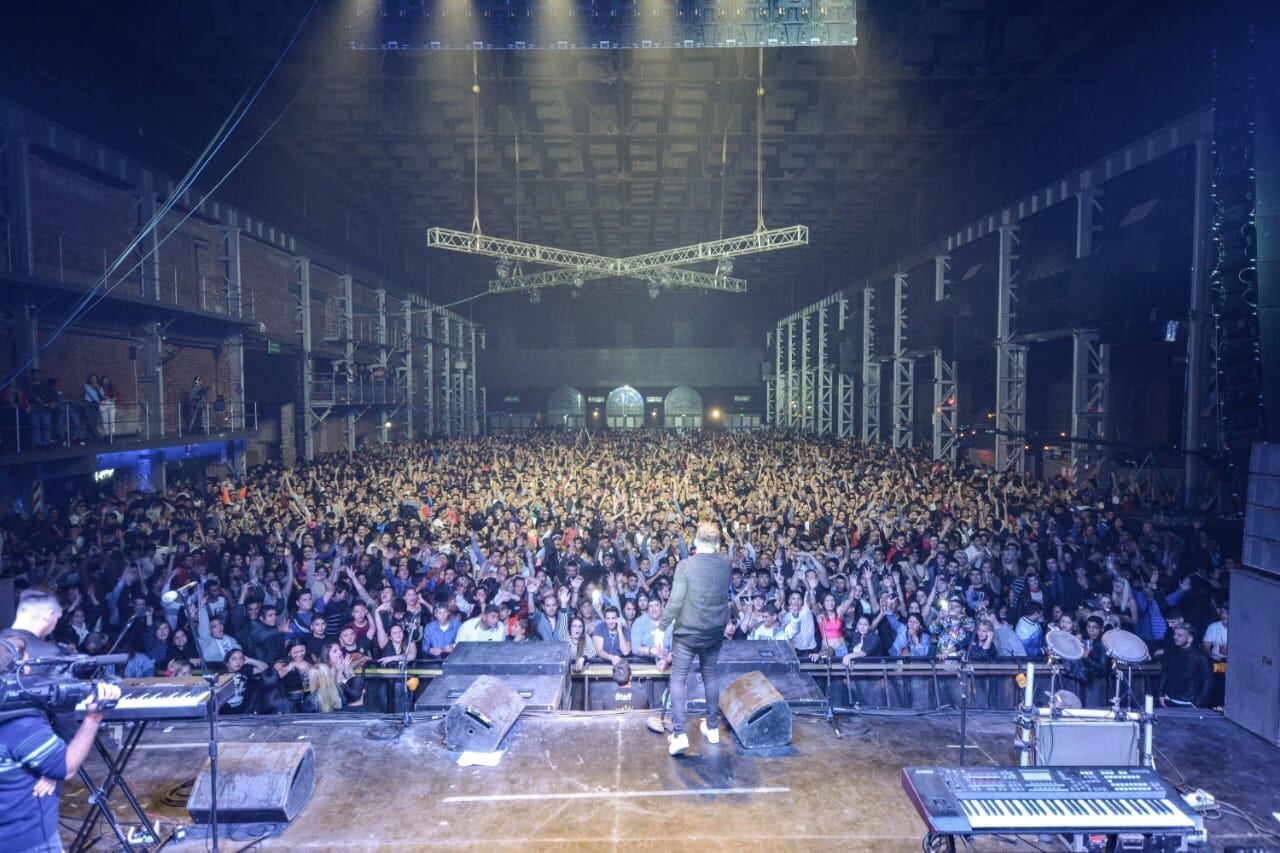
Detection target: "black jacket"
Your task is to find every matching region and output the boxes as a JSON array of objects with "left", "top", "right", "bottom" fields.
[
  {"left": 660, "top": 553, "right": 732, "bottom": 646},
  {"left": 1158, "top": 644, "right": 1212, "bottom": 706}
]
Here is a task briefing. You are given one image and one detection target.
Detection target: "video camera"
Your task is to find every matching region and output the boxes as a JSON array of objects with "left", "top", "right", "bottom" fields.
[{"left": 0, "top": 644, "right": 124, "bottom": 718}]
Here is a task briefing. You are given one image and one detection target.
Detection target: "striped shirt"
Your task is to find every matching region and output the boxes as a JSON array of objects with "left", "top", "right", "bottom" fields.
[{"left": 0, "top": 714, "right": 68, "bottom": 851}]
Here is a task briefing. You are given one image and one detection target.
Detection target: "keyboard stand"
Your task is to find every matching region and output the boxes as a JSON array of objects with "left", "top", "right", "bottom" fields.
[{"left": 70, "top": 720, "right": 155, "bottom": 853}]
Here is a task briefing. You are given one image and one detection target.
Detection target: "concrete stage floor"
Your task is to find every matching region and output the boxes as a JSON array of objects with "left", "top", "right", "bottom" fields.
[{"left": 63, "top": 709, "right": 1280, "bottom": 852}]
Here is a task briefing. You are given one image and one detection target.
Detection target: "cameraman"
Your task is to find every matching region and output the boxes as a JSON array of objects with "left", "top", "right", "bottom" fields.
[{"left": 0, "top": 634, "right": 122, "bottom": 853}]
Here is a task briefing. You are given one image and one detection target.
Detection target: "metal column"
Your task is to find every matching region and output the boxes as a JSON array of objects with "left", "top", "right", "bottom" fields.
[
  {"left": 764, "top": 330, "right": 776, "bottom": 428},
  {"left": 402, "top": 297, "right": 414, "bottom": 440},
  {"left": 934, "top": 254, "right": 951, "bottom": 301},
  {"left": 295, "top": 257, "right": 325, "bottom": 462},
  {"left": 785, "top": 317, "right": 798, "bottom": 428},
  {"left": 1075, "top": 188, "right": 1103, "bottom": 259},
  {"left": 466, "top": 322, "right": 479, "bottom": 436},
  {"left": 133, "top": 190, "right": 161, "bottom": 300},
  {"left": 932, "top": 350, "right": 958, "bottom": 462},
  {"left": 220, "top": 224, "right": 245, "bottom": 429},
  {"left": 1183, "top": 138, "right": 1215, "bottom": 506},
  {"left": 422, "top": 302, "right": 435, "bottom": 436},
  {"left": 477, "top": 327, "right": 486, "bottom": 436},
  {"left": 861, "top": 287, "right": 880, "bottom": 443},
  {"left": 800, "top": 311, "right": 814, "bottom": 431},
  {"left": 450, "top": 319, "right": 466, "bottom": 438},
  {"left": 376, "top": 288, "right": 391, "bottom": 443},
  {"left": 891, "top": 272, "right": 913, "bottom": 449},
  {"left": 995, "top": 225, "right": 1026, "bottom": 473},
  {"left": 137, "top": 321, "right": 165, "bottom": 439},
  {"left": 836, "top": 295, "right": 855, "bottom": 438},
  {"left": 773, "top": 320, "right": 785, "bottom": 427},
  {"left": 0, "top": 135, "right": 34, "bottom": 276},
  {"left": 1071, "top": 330, "right": 1111, "bottom": 478},
  {"left": 340, "top": 273, "right": 356, "bottom": 452},
  {"left": 816, "top": 302, "right": 832, "bottom": 436}
]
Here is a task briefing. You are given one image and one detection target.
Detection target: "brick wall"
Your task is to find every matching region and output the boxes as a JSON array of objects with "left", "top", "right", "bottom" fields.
[
  {"left": 27, "top": 155, "right": 136, "bottom": 291},
  {"left": 240, "top": 237, "right": 296, "bottom": 339}
]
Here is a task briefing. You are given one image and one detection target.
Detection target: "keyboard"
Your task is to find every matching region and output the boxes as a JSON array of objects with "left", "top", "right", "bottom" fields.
[
  {"left": 901, "top": 766, "right": 1203, "bottom": 837},
  {"left": 76, "top": 675, "right": 235, "bottom": 721}
]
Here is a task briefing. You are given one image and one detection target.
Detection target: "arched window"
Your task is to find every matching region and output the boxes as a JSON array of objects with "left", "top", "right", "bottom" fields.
[
  {"left": 605, "top": 385, "right": 644, "bottom": 430},
  {"left": 663, "top": 386, "right": 703, "bottom": 429},
  {"left": 547, "top": 386, "right": 586, "bottom": 429}
]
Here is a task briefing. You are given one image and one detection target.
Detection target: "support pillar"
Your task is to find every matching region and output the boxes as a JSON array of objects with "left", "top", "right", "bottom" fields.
[
  {"left": 816, "top": 303, "right": 832, "bottom": 436},
  {"left": 1071, "top": 330, "right": 1111, "bottom": 479},
  {"left": 1183, "top": 138, "right": 1215, "bottom": 506},
  {"left": 137, "top": 321, "right": 165, "bottom": 440},
  {"left": 785, "top": 317, "right": 798, "bottom": 428},
  {"left": 800, "top": 310, "right": 814, "bottom": 432},
  {"left": 422, "top": 302, "right": 435, "bottom": 436},
  {"left": 764, "top": 330, "right": 776, "bottom": 428},
  {"left": 932, "top": 350, "right": 957, "bottom": 462},
  {"left": 934, "top": 254, "right": 951, "bottom": 301},
  {"left": 295, "top": 257, "right": 319, "bottom": 462},
  {"left": 994, "top": 225, "right": 1026, "bottom": 473},
  {"left": 341, "top": 274, "right": 356, "bottom": 453},
  {"left": 774, "top": 320, "right": 785, "bottom": 427},
  {"left": 402, "top": 297, "right": 414, "bottom": 440},
  {"left": 836, "top": 295, "right": 855, "bottom": 438},
  {"left": 861, "top": 287, "right": 880, "bottom": 443},
  {"left": 0, "top": 135, "right": 34, "bottom": 276},
  {"left": 891, "top": 272, "right": 913, "bottom": 449},
  {"left": 1075, "top": 188, "right": 1103, "bottom": 259},
  {"left": 133, "top": 190, "right": 161, "bottom": 300},
  {"left": 220, "top": 225, "right": 245, "bottom": 430}
]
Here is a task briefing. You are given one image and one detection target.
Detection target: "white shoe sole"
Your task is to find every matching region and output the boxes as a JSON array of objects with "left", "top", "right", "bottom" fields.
[
  {"left": 668, "top": 736, "right": 690, "bottom": 756},
  {"left": 700, "top": 723, "right": 721, "bottom": 745}
]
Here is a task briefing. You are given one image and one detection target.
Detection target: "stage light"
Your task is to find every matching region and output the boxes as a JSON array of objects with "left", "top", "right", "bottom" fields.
[
  {"left": 710, "top": 408, "right": 721, "bottom": 420},
  {"left": 716, "top": 257, "right": 733, "bottom": 277},
  {"left": 384, "top": 420, "right": 393, "bottom": 428},
  {"left": 572, "top": 273, "right": 585, "bottom": 288},
  {"left": 496, "top": 259, "right": 512, "bottom": 280},
  {"left": 648, "top": 284, "right": 660, "bottom": 300},
  {"left": 529, "top": 289, "right": 541, "bottom": 304}
]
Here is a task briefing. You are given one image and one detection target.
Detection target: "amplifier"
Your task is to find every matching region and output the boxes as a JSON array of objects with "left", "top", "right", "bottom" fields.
[
  {"left": 416, "top": 673, "right": 570, "bottom": 712},
  {"left": 442, "top": 641, "right": 573, "bottom": 676},
  {"left": 714, "top": 640, "right": 801, "bottom": 674},
  {"left": 1032, "top": 711, "right": 1142, "bottom": 767}
]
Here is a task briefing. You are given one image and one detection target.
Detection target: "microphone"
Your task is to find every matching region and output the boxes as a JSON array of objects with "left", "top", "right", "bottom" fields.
[{"left": 162, "top": 581, "right": 200, "bottom": 604}]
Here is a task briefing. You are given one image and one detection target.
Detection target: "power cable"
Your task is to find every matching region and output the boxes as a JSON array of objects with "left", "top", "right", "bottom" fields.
[{"left": 1, "top": 0, "right": 317, "bottom": 391}]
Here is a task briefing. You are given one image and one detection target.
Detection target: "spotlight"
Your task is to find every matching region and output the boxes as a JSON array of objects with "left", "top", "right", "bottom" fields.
[
  {"left": 572, "top": 274, "right": 585, "bottom": 288},
  {"left": 710, "top": 408, "right": 721, "bottom": 420},
  {"left": 648, "top": 284, "right": 660, "bottom": 300},
  {"left": 529, "top": 289, "right": 541, "bottom": 304},
  {"left": 716, "top": 257, "right": 733, "bottom": 276},
  {"left": 384, "top": 420, "right": 393, "bottom": 429},
  {"left": 497, "top": 259, "right": 512, "bottom": 280}
]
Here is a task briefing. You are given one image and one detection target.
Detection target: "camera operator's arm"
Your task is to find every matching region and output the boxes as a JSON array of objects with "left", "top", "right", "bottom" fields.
[{"left": 61, "top": 683, "right": 121, "bottom": 779}]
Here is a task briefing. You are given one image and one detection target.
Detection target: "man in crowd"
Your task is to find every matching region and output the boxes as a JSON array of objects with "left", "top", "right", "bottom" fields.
[
  {"left": 457, "top": 604, "right": 506, "bottom": 643},
  {"left": 1158, "top": 624, "right": 1212, "bottom": 708}
]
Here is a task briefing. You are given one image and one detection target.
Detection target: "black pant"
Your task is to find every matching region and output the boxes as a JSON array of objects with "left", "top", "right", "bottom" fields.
[{"left": 668, "top": 636, "right": 723, "bottom": 736}]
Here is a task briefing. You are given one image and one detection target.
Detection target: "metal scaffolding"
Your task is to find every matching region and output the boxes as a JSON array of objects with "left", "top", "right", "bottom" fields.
[
  {"left": 401, "top": 295, "right": 414, "bottom": 440},
  {"left": 773, "top": 320, "right": 785, "bottom": 427},
  {"left": 934, "top": 254, "right": 951, "bottom": 301},
  {"left": 340, "top": 274, "right": 357, "bottom": 453},
  {"left": 450, "top": 318, "right": 467, "bottom": 438},
  {"left": 220, "top": 223, "right": 245, "bottom": 430},
  {"left": 1071, "top": 329, "right": 1111, "bottom": 478},
  {"left": 994, "top": 225, "right": 1026, "bottom": 473},
  {"left": 764, "top": 330, "right": 776, "bottom": 427},
  {"left": 836, "top": 295, "right": 855, "bottom": 438},
  {"left": 891, "top": 272, "right": 913, "bottom": 449},
  {"left": 785, "top": 316, "right": 799, "bottom": 428},
  {"left": 860, "top": 286, "right": 880, "bottom": 443},
  {"left": 816, "top": 302, "right": 833, "bottom": 435},
  {"left": 800, "top": 310, "right": 814, "bottom": 431},
  {"left": 932, "top": 349, "right": 958, "bottom": 462},
  {"left": 294, "top": 257, "right": 322, "bottom": 461}
]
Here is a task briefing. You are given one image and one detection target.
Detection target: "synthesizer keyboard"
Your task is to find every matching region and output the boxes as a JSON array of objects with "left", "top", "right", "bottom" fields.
[
  {"left": 76, "top": 675, "right": 235, "bottom": 721},
  {"left": 901, "top": 766, "right": 1203, "bottom": 837}
]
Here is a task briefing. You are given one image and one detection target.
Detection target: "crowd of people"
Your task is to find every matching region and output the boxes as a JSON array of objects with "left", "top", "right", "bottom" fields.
[{"left": 0, "top": 432, "right": 1233, "bottom": 715}]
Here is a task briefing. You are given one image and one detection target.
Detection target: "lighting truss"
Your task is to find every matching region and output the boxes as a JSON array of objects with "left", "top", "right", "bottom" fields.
[
  {"left": 430, "top": 224, "right": 807, "bottom": 296},
  {"left": 488, "top": 266, "right": 747, "bottom": 294}
]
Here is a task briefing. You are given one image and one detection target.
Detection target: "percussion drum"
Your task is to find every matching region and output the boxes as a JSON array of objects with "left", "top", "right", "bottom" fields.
[
  {"left": 1045, "top": 629, "right": 1084, "bottom": 661},
  {"left": 1101, "top": 629, "right": 1149, "bottom": 664}
]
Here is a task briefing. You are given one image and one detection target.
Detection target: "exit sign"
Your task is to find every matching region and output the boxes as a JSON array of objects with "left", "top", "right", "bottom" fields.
[{"left": 267, "top": 340, "right": 281, "bottom": 354}]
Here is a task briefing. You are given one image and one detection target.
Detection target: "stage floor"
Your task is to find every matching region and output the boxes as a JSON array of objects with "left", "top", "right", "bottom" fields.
[{"left": 63, "top": 709, "right": 1279, "bottom": 851}]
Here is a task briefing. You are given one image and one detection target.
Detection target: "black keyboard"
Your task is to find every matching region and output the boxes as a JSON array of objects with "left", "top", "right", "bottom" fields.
[{"left": 901, "top": 766, "right": 1203, "bottom": 838}]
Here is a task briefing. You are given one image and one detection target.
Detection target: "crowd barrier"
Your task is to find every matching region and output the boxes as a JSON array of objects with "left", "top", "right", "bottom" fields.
[{"left": 348, "top": 656, "right": 1161, "bottom": 714}]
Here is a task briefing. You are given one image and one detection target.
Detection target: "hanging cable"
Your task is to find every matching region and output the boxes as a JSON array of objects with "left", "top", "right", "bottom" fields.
[
  {"left": 470, "top": 51, "right": 482, "bottom": 236},
  {"left": 1, "top": 0, "right": 318, "bottom": 391},
  {"left": 514, "top": 126, "right": 522, "bottom": 242},
  {"left": 718, "top": 121, "right": 730, "bottom": 240},
  {"left": 752, "top": 46, "right": 762, "bottom": 233}
]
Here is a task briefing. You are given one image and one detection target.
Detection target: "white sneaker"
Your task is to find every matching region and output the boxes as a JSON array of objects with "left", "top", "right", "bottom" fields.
[
  {"left": 667, "top": 732, "right": 690, "bottom": 756},
  {"left": 700, "top": 719, "right": 721, "bottom": 745}
]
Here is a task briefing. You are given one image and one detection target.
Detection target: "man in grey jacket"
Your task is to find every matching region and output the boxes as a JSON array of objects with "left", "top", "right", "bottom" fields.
[{"left": 658, "top": 521, "right": 731, "bottom": 755}]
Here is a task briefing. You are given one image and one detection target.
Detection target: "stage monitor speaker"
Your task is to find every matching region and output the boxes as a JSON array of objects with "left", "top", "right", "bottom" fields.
[
  {"left": 188, "top": 741, "right": 315, "bottom": 824},
  {"left": 1225, "top": 566, "right": 1280, "bottom": 746},
  {"left": 1244, "top": 443, "right": 1280, "bottom": 576},
  {"left": 1031, "top": 716, "right": 1140, "bottom": 766},
  {"left": 443, "top": 673, "right": 526, "bottom": 752},
  {"left": 719, "top": 670, "right": 793, "bottom": 749}
]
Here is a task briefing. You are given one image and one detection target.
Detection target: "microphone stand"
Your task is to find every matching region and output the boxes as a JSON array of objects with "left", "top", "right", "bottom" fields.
[
  {"left": 957, "top": 641, "right": 974, "bottom": 768},
  {"left": 182, "top": 591, "right": 222, "bottom": 853},
  {"left": 108, "top": 612, "right": 144, "bottom": 655}
]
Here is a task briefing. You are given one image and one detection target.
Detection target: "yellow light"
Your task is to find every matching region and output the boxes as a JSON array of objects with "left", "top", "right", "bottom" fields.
[
  {"left": 384, "top": 420, "right": 393, "bottom": 428},
  {"left": 710, "top": 408, "right": 721, "bottom": 420}
]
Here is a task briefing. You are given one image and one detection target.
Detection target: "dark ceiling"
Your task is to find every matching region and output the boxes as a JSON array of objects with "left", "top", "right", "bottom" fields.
[{"left": 0, "top": 0, "right": 1238, "bottom": 321}]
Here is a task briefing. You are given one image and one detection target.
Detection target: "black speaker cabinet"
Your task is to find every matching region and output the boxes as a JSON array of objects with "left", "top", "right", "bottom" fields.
[
  {"left": 188, "top": 741, "right": 315, "bottom": 824},
  {"left": 443, "top": 673, "right": 526, "bottom": 752},
  {"left": 719, "top": 670, "right": 793, "bottom": 749},
  {"left": 1226, "top": 567, "right": 1280, "bottom": 746}
]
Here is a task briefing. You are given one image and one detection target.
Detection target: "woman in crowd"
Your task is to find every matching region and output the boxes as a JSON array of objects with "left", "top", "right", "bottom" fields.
[{"left": 275, "top": 637, "right": 312, "bottom": 712}]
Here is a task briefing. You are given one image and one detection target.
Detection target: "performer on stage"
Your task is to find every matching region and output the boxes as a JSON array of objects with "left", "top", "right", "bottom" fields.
[{"left": 657, "top": 521, "right": 732, "bottom": 756}]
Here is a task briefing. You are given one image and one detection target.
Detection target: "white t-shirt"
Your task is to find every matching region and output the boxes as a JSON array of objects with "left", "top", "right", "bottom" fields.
[
  {"left": 1203, "top": 620, "right": 1228, "bottom": 658},
  {"left": 456, "top": 616, "right": 506, "bottom": 643}
]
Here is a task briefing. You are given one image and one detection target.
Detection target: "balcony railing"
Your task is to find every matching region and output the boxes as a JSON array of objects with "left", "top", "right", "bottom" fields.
[{"left": 2, "top": 398, "right": 258, "bottom": 454}]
